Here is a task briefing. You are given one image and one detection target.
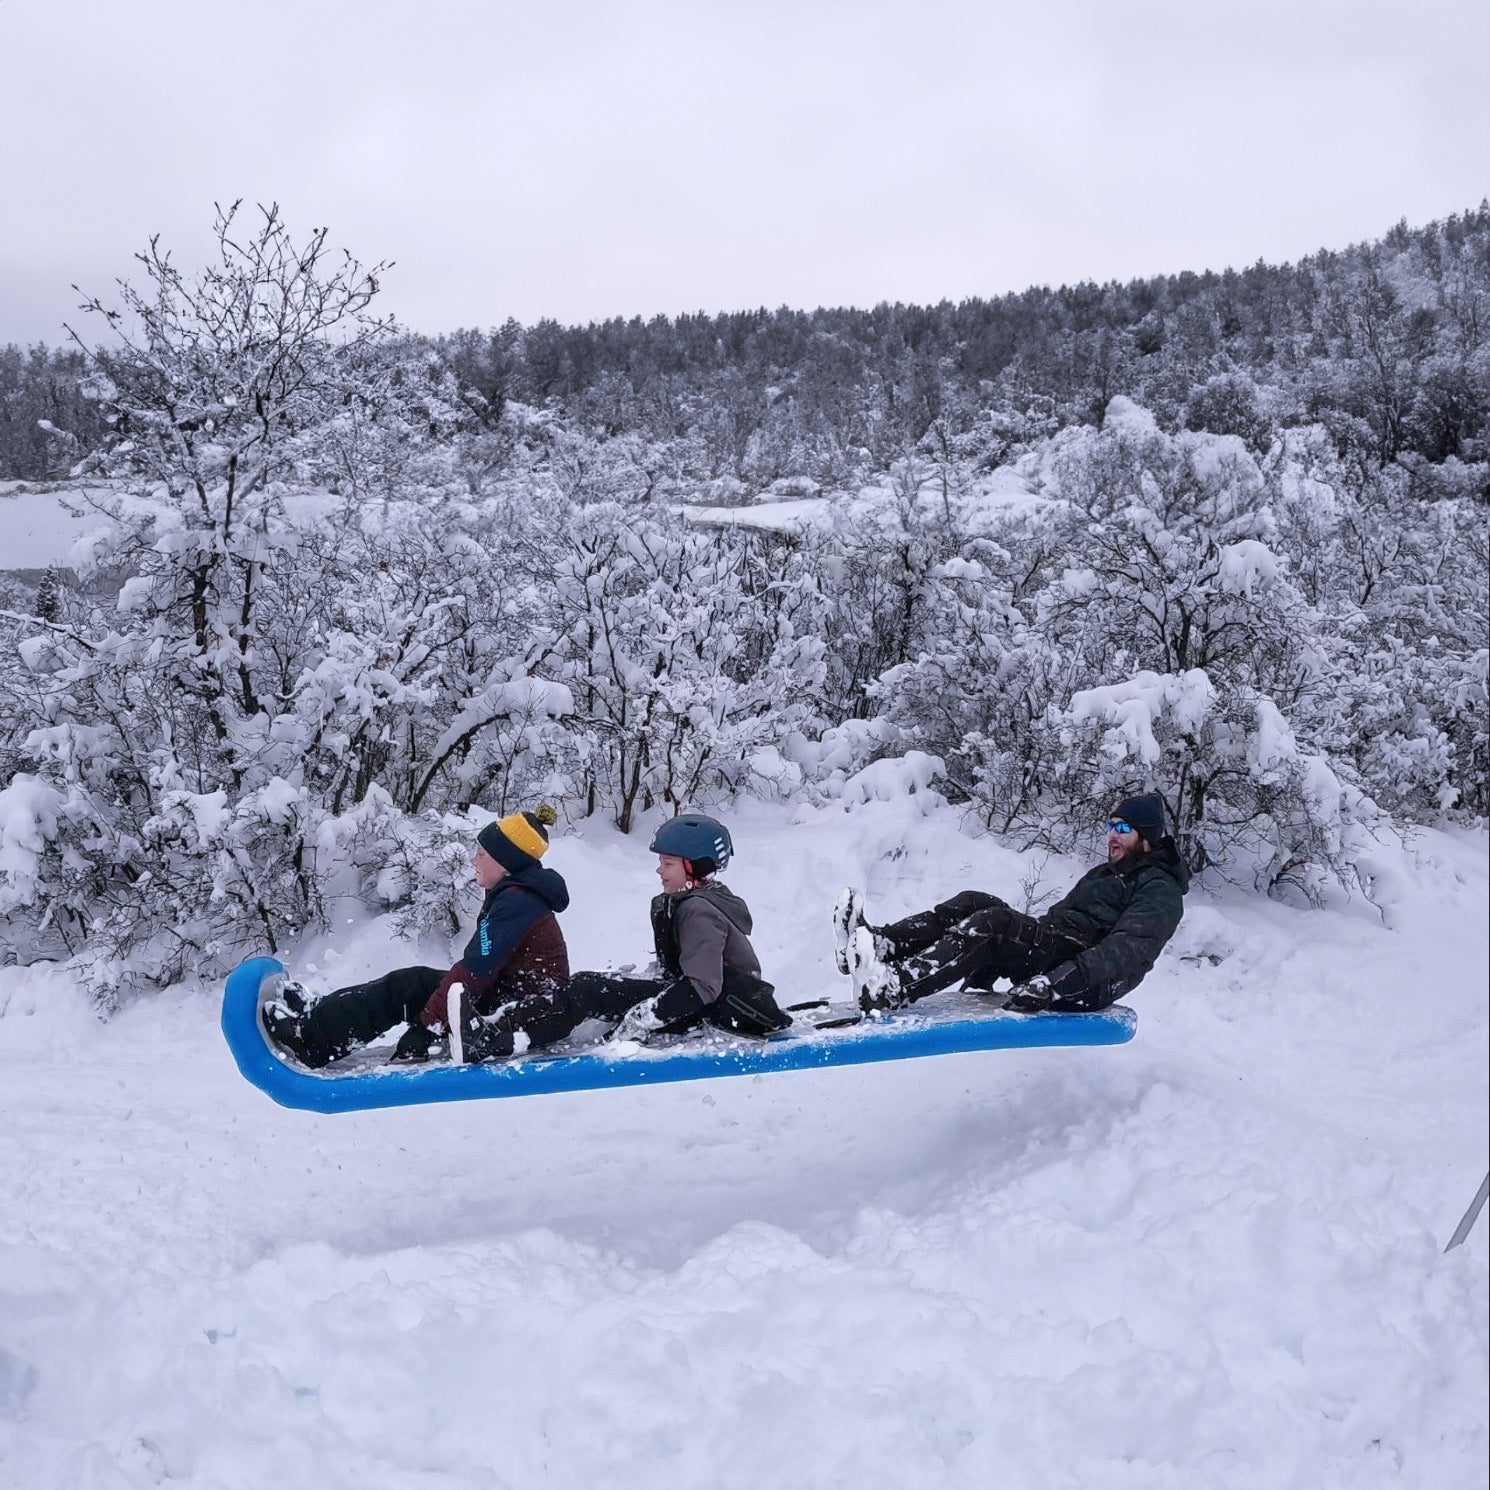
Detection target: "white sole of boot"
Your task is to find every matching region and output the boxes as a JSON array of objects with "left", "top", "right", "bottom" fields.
[
  {"left": 833, "top": 887, "right": 865, "bottom": 976},
  {"left": 850, "top": 925, "right": 902, "bottom": 1012}
]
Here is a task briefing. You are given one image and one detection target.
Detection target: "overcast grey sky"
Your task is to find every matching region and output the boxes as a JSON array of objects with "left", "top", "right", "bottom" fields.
[{"left": 2, "top": 0, "right": 1486, "bottom": 345}]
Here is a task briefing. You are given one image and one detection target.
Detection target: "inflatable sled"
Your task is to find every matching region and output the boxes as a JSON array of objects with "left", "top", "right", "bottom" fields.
[{"left": 222, "top": 956, "right": 1137, "bottom": 1114}]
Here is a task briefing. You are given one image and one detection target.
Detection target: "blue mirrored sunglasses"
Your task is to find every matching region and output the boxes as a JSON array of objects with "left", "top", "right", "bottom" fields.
[{"left": 1107, "top": 820, "right": 1133, "bottom": 835}]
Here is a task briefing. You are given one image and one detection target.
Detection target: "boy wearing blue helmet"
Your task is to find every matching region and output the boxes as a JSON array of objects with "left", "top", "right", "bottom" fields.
[{"left": 454, "top": 812, "right": 790, "bottom": 1060}]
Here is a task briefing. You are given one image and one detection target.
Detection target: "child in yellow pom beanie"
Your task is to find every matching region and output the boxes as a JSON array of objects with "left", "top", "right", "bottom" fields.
[{"left": 262, "top": 805, "right": 570, "bottom": 1067}]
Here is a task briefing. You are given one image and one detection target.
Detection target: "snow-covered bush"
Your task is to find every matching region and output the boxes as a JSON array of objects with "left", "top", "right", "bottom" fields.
[
  {"left": 814, "top": 479, "right": 965, "bottom": 721},
  {"left": 872, "top": 402, "right": 1414, "bottom": 891},
  {"left": 870, "top": 529, "right": 1063, "bottom": 829},
  {"left": 1055, "top": 673, "right": 1376, "bottom": 897},
  {"left": 1267, "top": 427, "right": 1489, "bottom": 818},
  {"left": 0, "top": 210, "right": 579, "bottom": 995}
]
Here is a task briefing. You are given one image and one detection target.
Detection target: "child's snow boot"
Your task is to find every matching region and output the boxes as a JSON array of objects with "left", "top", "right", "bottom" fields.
[
  {"left": 278, "top": 980, "right": 311, "bottom": 1015},
  {"left": 443, "top": 985, "right": 523, "bottom": 1064},
  {"left": 462, "top": 1018, "right": 520, "bottom": 1063},
  {"left": 612, "top": 996, "right": 664, "bottom": 1042},
  {"left": 262, "top": 997, "right": 313, "bottom": 1063}
]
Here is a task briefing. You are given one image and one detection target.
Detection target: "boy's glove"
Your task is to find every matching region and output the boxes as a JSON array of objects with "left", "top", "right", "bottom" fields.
[{"left": 391, "top": 1024, "right": 438, "bottom": 1062}]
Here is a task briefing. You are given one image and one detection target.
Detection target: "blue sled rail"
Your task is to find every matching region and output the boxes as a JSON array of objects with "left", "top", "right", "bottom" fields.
[{"left": 223, "top": 956, "right": 1137, "bottom": 1115}]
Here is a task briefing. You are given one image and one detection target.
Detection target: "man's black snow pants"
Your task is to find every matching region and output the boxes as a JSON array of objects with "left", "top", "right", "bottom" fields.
[{"left": 878, "top": 891, "right": 1084, "bottom": 1004}]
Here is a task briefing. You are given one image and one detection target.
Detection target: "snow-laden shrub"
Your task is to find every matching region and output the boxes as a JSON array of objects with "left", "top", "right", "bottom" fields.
[
  {"left": 780, "top": 716, "right": 915, "bottom": 804},
  {"left": 0, "top": 212, "right": 582, "bottom": 995},
  {"left": 872, "top": 401, "right": 1433, "bottom": 893},
  {"left": 1267, "top": 427, "right": 1489, "bottom": 818},
  {"left": 1054, "top": 672, "right": 1381, "bottom": 898},
  {"left": 812, "top": 478, "right": 967, "bottom": 721}
]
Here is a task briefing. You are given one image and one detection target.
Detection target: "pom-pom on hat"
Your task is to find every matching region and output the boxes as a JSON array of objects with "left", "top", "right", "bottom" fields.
[
  {"left": 1112, "top": 793, "right": 1166, "bottom": 844},
  {"left": 478, "top": 804, "right": 557, "bottom": 873}
]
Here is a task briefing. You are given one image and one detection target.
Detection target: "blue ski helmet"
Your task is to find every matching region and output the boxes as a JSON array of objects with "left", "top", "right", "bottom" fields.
[{"left": 649, "top": 814, "right": 733, "bottom": 877}]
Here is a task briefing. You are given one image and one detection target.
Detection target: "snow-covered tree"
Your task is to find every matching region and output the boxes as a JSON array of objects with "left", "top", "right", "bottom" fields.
[
  {"left": 539, "top": 503, "right": 827, "bottom": 830},
  {"left": 0, "top": 207, "right": 488, "bottom": 994}
]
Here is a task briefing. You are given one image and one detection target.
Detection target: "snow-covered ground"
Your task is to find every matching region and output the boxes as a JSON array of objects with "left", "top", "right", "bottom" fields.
[
  {"left": 1, "top": 798, "right": 1486, "bottom": 1489},
  {"left": 0, "top": 484, "right": 100, "bottom": 571}
]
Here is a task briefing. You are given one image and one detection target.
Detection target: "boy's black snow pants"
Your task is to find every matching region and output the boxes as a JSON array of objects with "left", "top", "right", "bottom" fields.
[
  {"left": 298, "top": 965, "right": 445, "bottom": 1065},
  {"left": 475, "top": 971, "right": 668, "bottom": 1051},
  {"left": 298, "top": 968, "right": 665, "bottom": 1065},
  {"left": 564, "top": 970, "right": 671, "bottom": 1023},
  {"left": 474, "top": 968, "right": 788, "bottom": 1053},
  {"left": 878, "top": 890, "right": 1083, "bottom": 1004}
]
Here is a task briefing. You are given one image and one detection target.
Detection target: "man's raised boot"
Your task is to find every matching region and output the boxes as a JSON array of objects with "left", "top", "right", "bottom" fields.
[
  {"left": 832, "top": 887, "right": 867, "bottom": 976},
  {"left": 849, "top": 926, "right": 905, "bottom": 1012}
]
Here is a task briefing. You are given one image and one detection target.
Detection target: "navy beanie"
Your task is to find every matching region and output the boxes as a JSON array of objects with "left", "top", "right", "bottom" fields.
[{"left": 1113, "top": 793, "right": 1166, "bottom": 844}]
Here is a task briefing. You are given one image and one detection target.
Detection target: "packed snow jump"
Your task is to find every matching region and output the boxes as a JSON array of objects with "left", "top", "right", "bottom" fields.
[{"left": 224, "top": 799, "right": 1184, "bottom": 1112}]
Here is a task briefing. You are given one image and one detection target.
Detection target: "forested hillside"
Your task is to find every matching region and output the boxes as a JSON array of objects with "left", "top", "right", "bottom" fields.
[
  {"left": 435, "top": 204, "right": 1490, "bottom": 488},
  {"left": 6, "top": 206, "right": 1486, "bottom": 487},
  {"left": 0, "top": 204, "right": 1485, "bottom": 997}
]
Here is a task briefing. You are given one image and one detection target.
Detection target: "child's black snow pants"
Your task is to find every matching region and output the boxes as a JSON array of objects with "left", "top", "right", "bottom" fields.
[
  {"left": 470, "top": 967, "right": 787, "bottom": 1056},
  {"left": 878, "top": 890, "right": 1084, "bottom": 1004},
  {"left": 496, "top": 971, "right": 668, "bottom": 1046},
  {"left": 296, "top": 965, "right": 445, "bottom": 1065},
  {"left": 296, "top": 968, "right": 664, "bottom": 1065}
]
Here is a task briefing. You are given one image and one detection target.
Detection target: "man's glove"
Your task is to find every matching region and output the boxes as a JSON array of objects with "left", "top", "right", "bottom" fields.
[
  {"left": 1007, "top": 962, "right": 1106, "bottom": 1013},
  {"left": 1005, "top": 973, "right": 1056, "bottom": 1011},
  {"left": 391, "top": 1023, "right": 438, "bottom": 1062}
]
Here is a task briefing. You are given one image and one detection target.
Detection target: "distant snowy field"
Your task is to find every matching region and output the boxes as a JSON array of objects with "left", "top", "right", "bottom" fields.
[
  {"left": 0, "top": 483, "right": 100, "bottom": 570},
  {"left": 676, "top": 463, "right": 1042, "bottom": 533},
  {"left": 2, "top": 797, "right": 1486, "bottom": 1488},
  {"left": 0, "top": 468, "right": 1046, "bottom": 573}
]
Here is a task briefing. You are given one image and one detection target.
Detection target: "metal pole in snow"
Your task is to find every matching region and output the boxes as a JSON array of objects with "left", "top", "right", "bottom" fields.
[{"left": 1444, "top": 1171, "right": 1490, "bottom": 1253}]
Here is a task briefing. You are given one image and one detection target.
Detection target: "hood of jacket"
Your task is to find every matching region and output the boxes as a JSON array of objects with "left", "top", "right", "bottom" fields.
[
  {"left": 662, "top": 879, "right": 753, "bottom": 934},
  {"left": 1124, "top": 836, "right": 1190, "bottom": 893},
  {"left": 491, "top": 861, "right": 570, "bottom": 914}
]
